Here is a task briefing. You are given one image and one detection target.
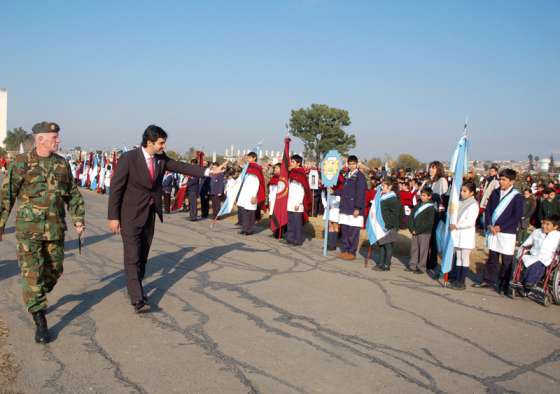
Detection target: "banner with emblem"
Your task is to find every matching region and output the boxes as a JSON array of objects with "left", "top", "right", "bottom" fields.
[{"left": 321, "top": 150, "right": 343, "bottom": 255}]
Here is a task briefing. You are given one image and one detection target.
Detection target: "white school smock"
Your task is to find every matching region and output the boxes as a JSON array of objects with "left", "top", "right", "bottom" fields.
[
  {"left": 287, "top": 181, "right": 304, "bottom": 213},
  {"left": 321, "top": 192, "right": 340, "bottom": 222},
  {"left": 237, "top": 174, "right": 259, "bottom": 211},
  {"left": 486, "top": 186, "right": 517, "bottom": 255},
  {"left": 521, "top": 229, "right": 560, "bottom": 267},
  {"left": 451, "top": 200, "right": 479, "bottom": 250},
  {"left": 269, "top": 184, "right": 277, "bottom": 214}
]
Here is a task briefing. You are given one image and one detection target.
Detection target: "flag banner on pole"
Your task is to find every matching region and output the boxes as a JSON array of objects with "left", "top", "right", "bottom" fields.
[
  {"left": 366, "top": 186, "right": 396, "bottom": 245},
  {"left": 270, "top": 138, "right": 291, "bottom": 232},
  {"left": 436, "top": 133, "right": 469, "bottom": 275},
  {"left": 90, "top": 154, "right": 99, "bottom": 190},
  {"left": 216, "top": 142, "right": 262, "bottom": 218}
]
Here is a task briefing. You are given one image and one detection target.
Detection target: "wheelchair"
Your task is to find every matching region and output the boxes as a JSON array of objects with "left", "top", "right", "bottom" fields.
[{"left": 509, "top": 247, "right": 560, "bottom": 306}]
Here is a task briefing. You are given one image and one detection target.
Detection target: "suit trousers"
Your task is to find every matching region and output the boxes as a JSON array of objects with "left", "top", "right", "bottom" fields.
[
  {"left": 121, "top": 206, "right": 156, "bottom": 304},
  {"left": 409, "top": 233, "right": 431, "bottom": 270},
  {"left": 238, "top": 206, "right": 256, "bottom": 233}
]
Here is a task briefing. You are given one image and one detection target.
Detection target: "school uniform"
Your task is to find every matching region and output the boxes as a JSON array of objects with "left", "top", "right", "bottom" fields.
[
  {"left": 237, "top": 174, "right": 260, "bottom": 234},
  {"left": 520, "top": 229, "right": 560, "bottom": 286},
  {"left": 336, "top": 169, "right": 367, "bottom": 256},
  {"left": 408, "top": 201, "right": 436, "bottom": 271},
  {"left": 210, "top": 173, "right": 225, "bottom": 219},
  {"left": 450, "top": 197, "right": 479, "bottom": 285},
  {"left": 237, "top": 162, "right": 266, "bottom": 234},
  {"left": 286, "top": 167, "right": 311, "bottom": 246},
  {"left": 367, "top": 189, "right": 402, "bottom": 269},
  {"left": 482, "top": 186, "right": 524, "bottom": 290}
]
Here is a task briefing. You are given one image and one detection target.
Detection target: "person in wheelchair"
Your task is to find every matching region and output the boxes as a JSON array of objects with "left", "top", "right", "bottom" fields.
[{"left": 517, "top": 214, "right": 560, "bottom": 296}]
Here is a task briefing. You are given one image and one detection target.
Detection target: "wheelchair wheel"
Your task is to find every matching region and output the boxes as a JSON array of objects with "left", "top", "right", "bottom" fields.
[{"left": 552, "top": 267, "right": 560, "bottom": 305}]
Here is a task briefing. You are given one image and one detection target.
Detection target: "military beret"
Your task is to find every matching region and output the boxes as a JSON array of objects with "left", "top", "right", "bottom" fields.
[{"left": 32, "top": 121, "right": 60, "bottom": 134}]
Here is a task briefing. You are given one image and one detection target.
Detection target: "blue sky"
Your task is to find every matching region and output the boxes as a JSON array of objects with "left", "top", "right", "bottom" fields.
[{"left": 1, "top": 0, "right": 558, "bottom": 161}]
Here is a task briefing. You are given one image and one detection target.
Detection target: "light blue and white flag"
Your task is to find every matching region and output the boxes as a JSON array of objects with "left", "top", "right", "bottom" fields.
[
  {"left": 90, "top": 154, "right": 99, "bottom": 190},
  {"left": 216, "top": 142, "right": 262, "bottom": 218},
  {"left": 436, "top": 130, "right": 469, "bottom": 275},
  {"left": 366, "top": 186, "right": 397, "bottom": 244}
]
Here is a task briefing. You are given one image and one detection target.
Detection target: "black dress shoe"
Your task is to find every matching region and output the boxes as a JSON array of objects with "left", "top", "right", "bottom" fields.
[
  {"left": 372, "top": 265, "right": 389, "bottom": 271},
  {"left": 244, "top": 231, "right": 254, "bottom": 236},
  {"left": 133, "top": 301, "right": 150, "bottom": 313},
  {"left": 189, "top": 218, "right": 199, "bottom": 222},
  {"left": 472, "top": 282, "right": 491, "bottom": 288},
  {"left": 413, "top": 268, "right": 424, "bottom": 274},
  {"left": 32, "top": 310, "right": 50, "bottom": 344},
  {"left": 404, "top": 267, "right": 414, "bottom": 272},
  {"left": 238, "top": 230, "right": 247, "bottom": 235},
  {"left": 450, "top": 282, "right": 466, "bottom": 290}
]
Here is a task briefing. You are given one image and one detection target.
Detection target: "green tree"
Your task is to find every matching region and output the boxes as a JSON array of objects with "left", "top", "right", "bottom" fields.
[
  {"left": 528, "top": 154, "right": 534, "bottom": 171},
  {"left": 288, "top": 104, "right": 356, "bottom": 163},
  {"left": 0, "top": 146, "right": 7, "bottom": 156},
  {"left": 367, "top": 157, "right": 383, "bottom": 169},
  {"left": 396, "top": 153, "right": 423, "bottom": 170},
  {"left": 4, "top": 127, "right": 33, "bottom": 151}
]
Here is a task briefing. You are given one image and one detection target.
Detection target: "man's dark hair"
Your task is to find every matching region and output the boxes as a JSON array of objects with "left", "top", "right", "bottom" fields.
[
  {"left": 347, "top": 155, "right": 358, "bottom": 164},
  {"left": 141, "top": 125, "right": 168, "bottom": 147},
  {"left": 247, "top": 151, "right": 258, "bottom": 160},
  {"left": 291, "top": 154, "right": 303, "bottom": 166},
  {"left": 420, "top": 186, "right": 433, "bottom": 197},
  {"left": 190, "top": 158, "right": 198, "bottom": 165},
  {"left": 543, "top": 214, "right": 560, "bottom": 227},
  {"left": 544, "top": 187, "right": 554, "bottom": 195},
  {"left": 490, "top": 165, "right": 499, "bottom": 172},
  {"left": 499, "top": 168, "right": 517, "bottom": 181},
  {"left": 462, "top": 181, "right": 476, "bottom": 194}
]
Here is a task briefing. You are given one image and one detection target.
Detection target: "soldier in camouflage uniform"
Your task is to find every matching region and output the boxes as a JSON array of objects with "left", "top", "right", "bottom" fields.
[{"left": 0, "top": 121, "right": 85, "bottom": 344}]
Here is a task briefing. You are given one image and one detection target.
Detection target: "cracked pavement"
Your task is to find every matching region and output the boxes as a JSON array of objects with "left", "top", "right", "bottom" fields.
[{"left": 1, "top": 190, "right": 559, "bottom": 394}]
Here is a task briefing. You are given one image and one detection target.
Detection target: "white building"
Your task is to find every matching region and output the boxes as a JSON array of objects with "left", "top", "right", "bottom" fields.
[{"left": 0, "top": 89, "right": 7, "bottom": 148}]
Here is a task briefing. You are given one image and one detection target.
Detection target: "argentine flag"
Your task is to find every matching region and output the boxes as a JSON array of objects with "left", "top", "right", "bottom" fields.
[
  {"left": 216, "top": 142, "right": 262, "bottom": 218},
  {"left": 436, "top": 132, "right": 469, "bottom": 276}
]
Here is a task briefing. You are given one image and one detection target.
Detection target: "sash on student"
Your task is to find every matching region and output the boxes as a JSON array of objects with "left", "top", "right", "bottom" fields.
[
  {"left": 491, "top": 189, "right": 520, "bottom": 226},
  {"left": 366, "top": 187, "right": 396, "bottom": 244},
  {"left": 414, "top": 202, "right": 435, "bottom": 219}
]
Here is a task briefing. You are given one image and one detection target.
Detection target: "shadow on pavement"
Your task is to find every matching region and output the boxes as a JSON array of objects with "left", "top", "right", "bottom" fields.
[{"left": 48, "top": 243, "right": 249, "bottom": 340}]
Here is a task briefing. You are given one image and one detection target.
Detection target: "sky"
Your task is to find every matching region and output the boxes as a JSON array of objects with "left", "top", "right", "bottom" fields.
[{"left": 1, "top": 0, "right": 558, "bottom": 161}]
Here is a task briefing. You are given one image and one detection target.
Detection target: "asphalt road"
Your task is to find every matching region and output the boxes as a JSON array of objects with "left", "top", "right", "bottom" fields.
[{"left": 0, "top": 189, "right": 559, "bottom": 394}]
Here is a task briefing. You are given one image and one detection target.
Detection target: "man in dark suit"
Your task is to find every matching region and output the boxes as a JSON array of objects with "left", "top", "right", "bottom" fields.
[{"left": 108, "top": 125, "right": 223, "bottom": 312}]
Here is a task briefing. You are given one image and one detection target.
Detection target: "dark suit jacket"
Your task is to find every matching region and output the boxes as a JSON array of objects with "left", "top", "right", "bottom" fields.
[
  {"left": 336, "top": 170, "right": 367, "bottom": 216},
  {"left": 108, "top": 148, "right": 206, "bottom": 226},
  {"left": 484, "top": 188, "right": 524, "bottom": 234}
]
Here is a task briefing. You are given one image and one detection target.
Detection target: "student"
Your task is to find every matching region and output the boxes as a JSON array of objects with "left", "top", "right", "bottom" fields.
[
  {"left": 448, "top": 181, "right": 480, "bottom": 290},
  {"left": 371, "top": 177, "right": 402, "bottom": 271},
  {"left": 538, "top": 188, "right": 560, "bottom": 223},
  {"left": 517, "top": 214, "right": 560, "bottom": 296},
  {"left": 209, "top": 162, "right": 226, "bottom": 219},
  {"left": 399, "top": 180, "right": 415, "bottom": 229},
  {"left": 104, "top": 164, "right": 112, "bottom": 196},
  {"left": 407, "top": 187, "right": 436, "bottom": 274},
  {"left": 426, "top": 161, "right": 449, "bottom": 273},
  {"left": 323, "top": 172, "right": 344, "bottom": 250},
  {"left": 518, "top": 188, "right": 537, "bottom": 243},
  {"left": 236, "top": 152, "right": 265, "bottom": 235},
  {"left": 473, "top": 169, "right": 524, "bottom": 294},
  {"left": 268, "top": 163, "right": 281, "bottom": 215},
  {"left": 285, "top": 154, "right": 311, "bottom": 246},
  {"left": 336, "top": 156, "right": 367, "bottom": 261}
]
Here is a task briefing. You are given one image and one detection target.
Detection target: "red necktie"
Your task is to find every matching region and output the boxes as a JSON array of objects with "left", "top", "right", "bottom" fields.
[{"left": 148, "top": 157, "right": 155, "bottom": 181}]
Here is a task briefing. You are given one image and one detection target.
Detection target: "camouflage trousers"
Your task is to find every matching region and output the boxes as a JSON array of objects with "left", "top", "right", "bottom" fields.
[{"left": 16, "top": 237, "right": 65, "bottom": 313}]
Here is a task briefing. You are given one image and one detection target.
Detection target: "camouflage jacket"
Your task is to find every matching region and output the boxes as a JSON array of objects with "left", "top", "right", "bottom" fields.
[{"left": 0, "top": 150, "right": 85, "bottom": 240}]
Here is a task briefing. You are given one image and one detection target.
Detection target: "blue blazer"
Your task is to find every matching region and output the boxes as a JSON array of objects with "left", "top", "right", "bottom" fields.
[
  {"left": 484, "top": 188, "right": 524, "bottom": 234},
  {"left": 337, "top": 170, "right": 367, "bottom": 216}
]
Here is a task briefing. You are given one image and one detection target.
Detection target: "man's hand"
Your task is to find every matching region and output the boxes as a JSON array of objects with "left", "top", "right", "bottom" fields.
[
  {"left": 108, "top": 220, "right": 121, "bottom": 234},
  {"left": 494, "top": 225, "right": 501, "bottom": 234},
  {"left": 75, "top": 222, "right": 85, "bottom": 236},
  {"left": 250, "top": 196, "right": 257, "bottom": 205},
  {"left": 353, "top": 209, "right": 360, "bottom": 217}
]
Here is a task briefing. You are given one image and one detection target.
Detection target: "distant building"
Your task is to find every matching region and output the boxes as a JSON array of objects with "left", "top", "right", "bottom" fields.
[
  {"left": 540, "top": 158, "right": 551, "bottom": 173},
  {"left": 0, "top": 89, "right": 7, "bottom": 148}
]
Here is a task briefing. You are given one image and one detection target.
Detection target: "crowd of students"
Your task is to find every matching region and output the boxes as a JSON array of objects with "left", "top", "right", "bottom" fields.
[{"left": 38, "top": 148, "right": 560, "bottom": 299}]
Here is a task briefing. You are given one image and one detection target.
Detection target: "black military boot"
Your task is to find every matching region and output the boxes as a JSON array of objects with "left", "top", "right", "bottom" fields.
[{"left": 32, "top": 310, "right": 50, "bottom": 344}]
